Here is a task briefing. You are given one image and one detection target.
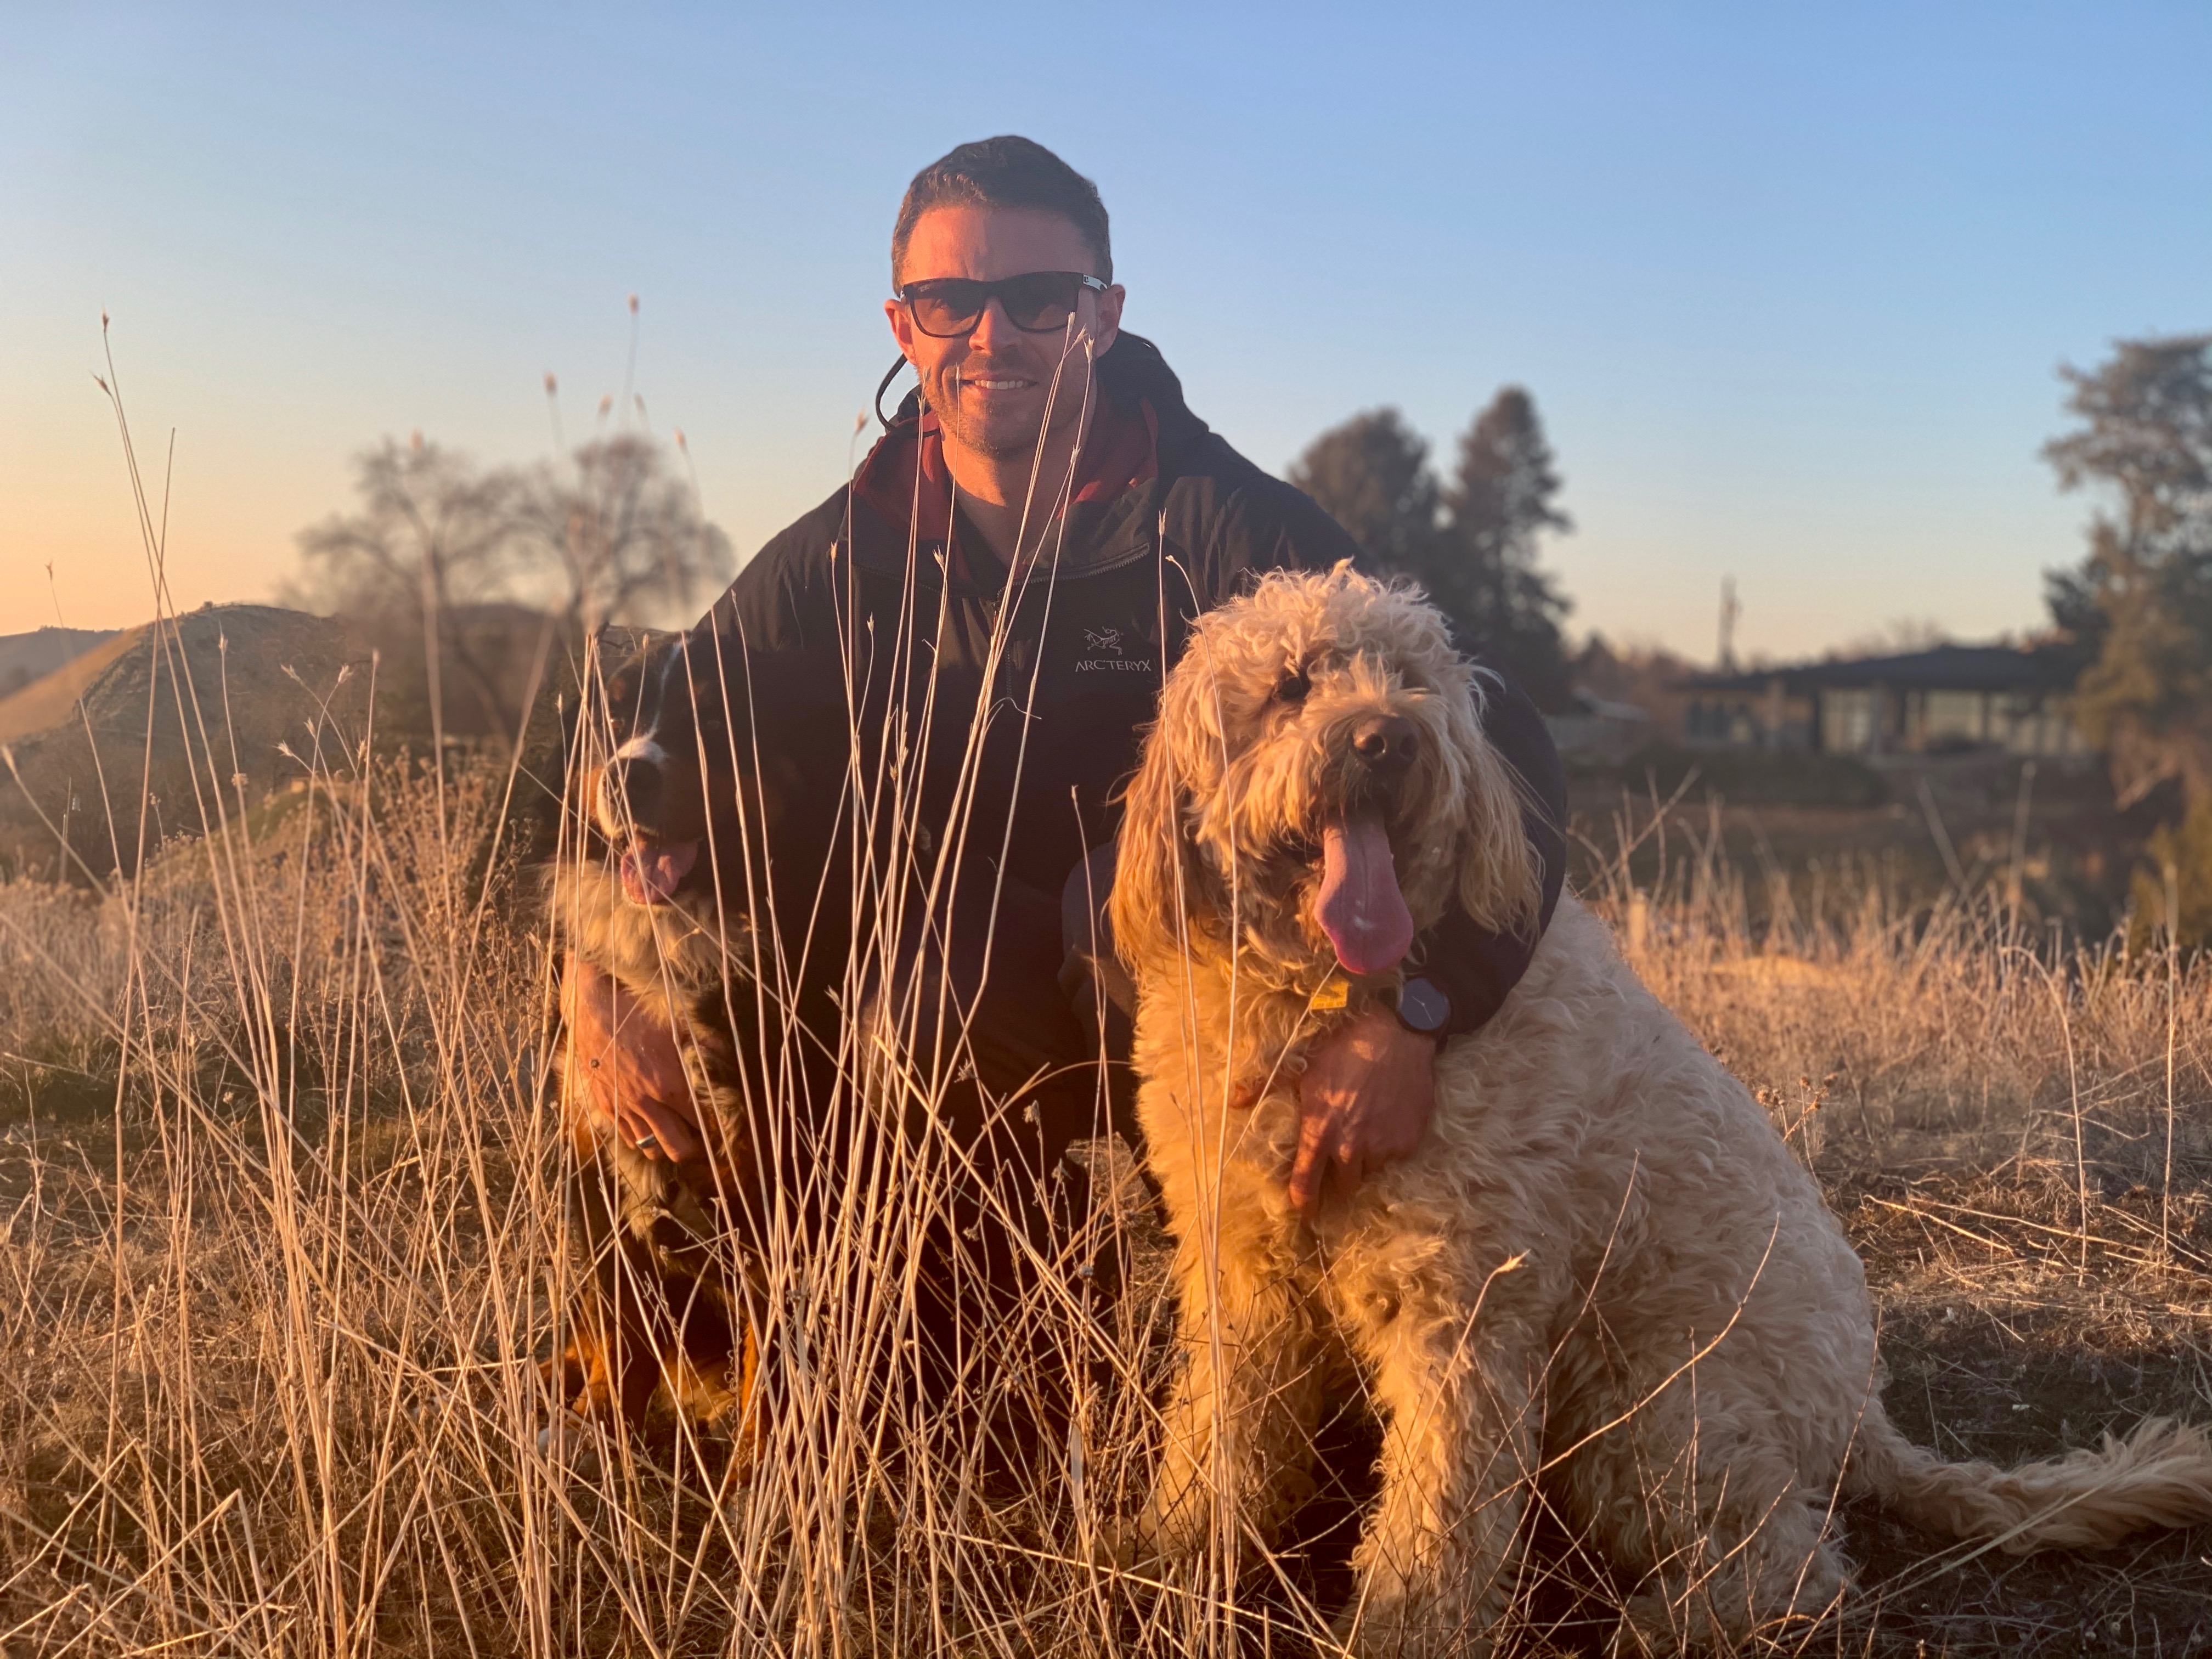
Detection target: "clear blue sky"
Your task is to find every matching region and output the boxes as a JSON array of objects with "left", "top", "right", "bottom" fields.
[{"left": 4, "top": 2, "right": 2207, "bottom": 659}]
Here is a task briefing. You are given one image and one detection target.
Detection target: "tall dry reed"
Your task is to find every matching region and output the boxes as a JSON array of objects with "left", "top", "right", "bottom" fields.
[{"left": 6, "top": 337, "right": 2206, "bottom": 1657}]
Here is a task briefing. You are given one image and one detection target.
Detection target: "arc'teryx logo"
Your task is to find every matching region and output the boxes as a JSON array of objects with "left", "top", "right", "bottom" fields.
[{"left": 1074, "top": 624, "right": 1152, "bottom": 675}]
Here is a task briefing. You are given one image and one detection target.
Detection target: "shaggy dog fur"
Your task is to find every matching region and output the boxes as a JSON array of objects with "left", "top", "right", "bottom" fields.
[
  {"left": 1110, "top": 566, "right": 2212, "bottom": 1655},
  {"left": 542, "top": 630, "right": 802, "bottom": 1457}
]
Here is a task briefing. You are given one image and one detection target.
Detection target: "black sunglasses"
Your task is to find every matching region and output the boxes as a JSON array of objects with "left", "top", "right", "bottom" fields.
[{"left": 894, "top": 270, "right": 1108, "bottom": 339}]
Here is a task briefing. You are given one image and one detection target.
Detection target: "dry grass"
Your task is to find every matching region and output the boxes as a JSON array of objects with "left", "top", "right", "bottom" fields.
[
  {"left": 1583, "top": 791, "right": 2212, "bottom": 1656},
  {"left": 5, "top": 367, "right": 2205, "bottom": 1655},
  {"left": 1, "top": 755, "right": 2205, "bottom": 1656}
]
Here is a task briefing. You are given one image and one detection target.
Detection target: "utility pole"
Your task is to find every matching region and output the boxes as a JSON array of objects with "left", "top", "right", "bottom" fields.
[{"left": 1717, "top": 576, "right": 1741, "bottom": 672}]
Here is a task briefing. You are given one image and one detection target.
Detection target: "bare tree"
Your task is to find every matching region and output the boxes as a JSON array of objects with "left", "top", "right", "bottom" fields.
[
  {"left": 287, "top": 435, "right": 527, "bottom": 743},
  {"left": 290, "top": 434, "right": 521, "bottom": 617},
  {"left": 511, "top": 435, "right": 734, "bottom": 631},
  {"left": 285, "top": 430, "right": 735, "bottom": 748}
]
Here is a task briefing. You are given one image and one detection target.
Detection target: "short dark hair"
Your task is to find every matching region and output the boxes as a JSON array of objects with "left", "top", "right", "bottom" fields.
[{"left": 891, "top": 136, "right": 1112, "bottom": 287}]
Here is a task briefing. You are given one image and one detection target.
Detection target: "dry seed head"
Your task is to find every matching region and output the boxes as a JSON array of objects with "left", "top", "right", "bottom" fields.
[
  {"left": 628, "top": 292, "right": 639, "bottom": 315},
  {"left": 544, "top": 371, "right": 558, "bottom": 396}
]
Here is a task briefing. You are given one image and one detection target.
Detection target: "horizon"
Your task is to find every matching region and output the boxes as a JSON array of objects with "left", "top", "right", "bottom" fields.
[{"left": 4, "top": 3, "right": 2207, "bottom": 661}]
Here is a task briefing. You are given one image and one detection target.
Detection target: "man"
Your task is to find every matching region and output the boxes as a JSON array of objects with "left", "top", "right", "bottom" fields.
[{"left": 566, "top": 135, "right": 1565, "bottom": 1247}]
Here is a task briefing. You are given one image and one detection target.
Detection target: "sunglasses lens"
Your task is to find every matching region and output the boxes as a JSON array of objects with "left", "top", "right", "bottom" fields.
[
  {"left": 906, "top": 280, "right": 986, "bottom": 337},
  {"left": 998, "top": 272, "right": 1081, "bottom": 331}
]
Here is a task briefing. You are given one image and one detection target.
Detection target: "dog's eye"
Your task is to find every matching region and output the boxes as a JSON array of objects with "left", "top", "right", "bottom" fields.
[{"left": 1273, "top": 666, "right": 1310, "bottom": 705}]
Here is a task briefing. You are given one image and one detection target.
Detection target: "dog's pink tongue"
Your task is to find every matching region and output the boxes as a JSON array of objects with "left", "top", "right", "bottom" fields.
[
  {"left": 619, "top": 839, "right": 698, "bottom": 905},
  {"left": 1317, "top": 814, "right": 1415, "bottom": 977}
]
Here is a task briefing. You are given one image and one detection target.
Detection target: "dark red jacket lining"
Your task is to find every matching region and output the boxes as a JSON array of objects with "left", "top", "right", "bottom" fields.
[{"left": 851, "top": 398, "right": 1159, "bottom": 586}]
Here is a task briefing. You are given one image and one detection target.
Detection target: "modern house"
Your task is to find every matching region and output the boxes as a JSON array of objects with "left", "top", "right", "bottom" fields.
[
  {"left": 1679, "top": 644, "right": 2088, "bottom": 760},
  {"left": 1543, "top": 690, "right": 1654, "bottom": 760}
]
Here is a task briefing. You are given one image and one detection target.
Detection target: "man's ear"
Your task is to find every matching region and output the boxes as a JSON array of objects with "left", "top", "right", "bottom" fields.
[
  {"left": 1090, "top": 283, "right": 1125, "bottom": 358},
  {"left": 884, "top": 297, "right": 921, "bottom": 366}
]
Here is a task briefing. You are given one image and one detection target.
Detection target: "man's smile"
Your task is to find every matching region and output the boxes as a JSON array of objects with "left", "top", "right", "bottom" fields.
[{"left": 957, "top": 369, "right": 1039, "bottom": 393}]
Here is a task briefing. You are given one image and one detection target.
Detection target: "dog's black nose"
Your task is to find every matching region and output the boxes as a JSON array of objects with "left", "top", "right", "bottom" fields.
[{"left": 1351, "top": 715, "right": 1418, "bottom": 772}]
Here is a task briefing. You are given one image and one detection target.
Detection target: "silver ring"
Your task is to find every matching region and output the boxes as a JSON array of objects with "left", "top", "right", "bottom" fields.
[{"left": 634, "top": 1133, "right": 658, "bottom": 1153}]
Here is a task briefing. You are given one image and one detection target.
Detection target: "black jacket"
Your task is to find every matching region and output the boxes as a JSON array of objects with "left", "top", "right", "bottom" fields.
[{"left": 697, "top": 334, "right": 1565, "bottom": 1038}]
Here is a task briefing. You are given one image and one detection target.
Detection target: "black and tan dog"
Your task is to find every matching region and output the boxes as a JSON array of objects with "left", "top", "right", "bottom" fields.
[{"left": 541, "top": 628, "right": 806, "bottom": 1464}]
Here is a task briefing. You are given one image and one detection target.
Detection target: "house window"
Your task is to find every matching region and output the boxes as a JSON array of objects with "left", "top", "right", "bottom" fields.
[
  {"left": 1922, "top": 690, "right": 1987, "bottom": 747},
  {"left": 1822, "top": 689, "right": 1878, "bottom": 753}
]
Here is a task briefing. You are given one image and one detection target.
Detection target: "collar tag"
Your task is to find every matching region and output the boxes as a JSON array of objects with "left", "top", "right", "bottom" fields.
[{"left": 1310, "top": 977, "right": 1349, "bottom": 1011}]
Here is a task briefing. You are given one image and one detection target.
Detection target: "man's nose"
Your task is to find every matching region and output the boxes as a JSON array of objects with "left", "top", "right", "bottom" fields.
[{"left": 967, "top": 295, "right": 1018, "bottom": 353}]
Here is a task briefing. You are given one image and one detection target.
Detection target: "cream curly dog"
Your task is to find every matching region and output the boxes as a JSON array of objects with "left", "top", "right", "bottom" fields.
[{"left": 1110, "top": 565, "right": 2212, "bottom": 1654}]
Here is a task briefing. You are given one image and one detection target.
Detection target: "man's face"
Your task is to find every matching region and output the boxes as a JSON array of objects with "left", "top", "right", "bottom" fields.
[{"left": 885, "top": 205, "right": 1126, "bottom": 461}]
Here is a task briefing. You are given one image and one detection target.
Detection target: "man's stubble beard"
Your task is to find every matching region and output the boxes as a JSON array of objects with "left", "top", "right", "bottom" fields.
[{"left": 926, "top": 360, "right": 1092, "bottom": 464}]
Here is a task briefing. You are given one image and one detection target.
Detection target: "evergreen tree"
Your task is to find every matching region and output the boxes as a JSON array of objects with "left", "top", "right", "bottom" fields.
[
  {"left": 1289, "top": 409, "right": 1441, "bottom": 579},
  {"left": 1293, "top": 390, "right": 1574, "bottom": 709},
  {"left": 1437, "top": 388, "right": 1575, "bottom": 710}
]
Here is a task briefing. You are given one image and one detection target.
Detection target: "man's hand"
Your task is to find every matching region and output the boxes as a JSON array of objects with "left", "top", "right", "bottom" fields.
[
  {"left": 1284, "top": 1007, "right": 1439, "bottom": 1218},
  {"left": 561, "top": 956, "right": 703, "bottom": 1163}
]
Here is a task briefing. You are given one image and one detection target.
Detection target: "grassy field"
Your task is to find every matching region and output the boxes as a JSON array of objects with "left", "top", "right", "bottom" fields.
[{"left": 2, "top": 744, "right": 2209, "bottom": 1658}]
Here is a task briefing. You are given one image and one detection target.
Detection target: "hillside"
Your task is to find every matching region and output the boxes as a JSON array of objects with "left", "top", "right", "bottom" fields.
[
  {"left": 0, "top": 627, "right": 121, "bottom": 720},
  {"left": 0, "top": 601, "right": 592, "bottom": 882},
  {"left": 0, "top": 605, "right": 370, "bottom": 879}
]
